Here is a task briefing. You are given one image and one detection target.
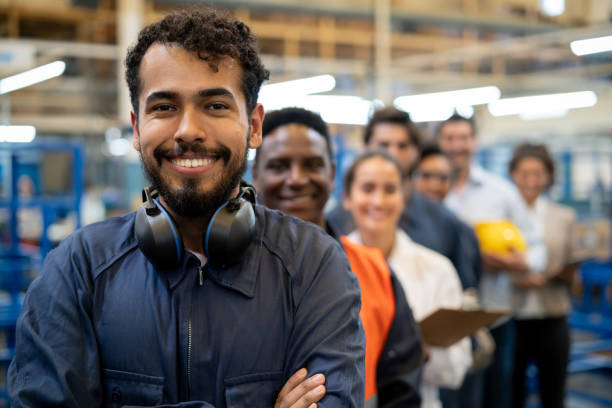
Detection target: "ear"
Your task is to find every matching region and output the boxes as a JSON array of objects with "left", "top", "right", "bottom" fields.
[
  {"left": 248, "top": 103, "right": 264, "bottom": 149},
  {"left": 131, "top": 111, "right": 141, "bottom": 151}
]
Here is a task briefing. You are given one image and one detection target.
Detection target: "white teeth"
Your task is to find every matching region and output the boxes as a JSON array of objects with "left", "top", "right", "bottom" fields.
[
  {"left": 172, "top": 158, "right": 216, "bottom": 168},
  {"left": 284, "top": 196, "right": 310, "bottom": 203}
]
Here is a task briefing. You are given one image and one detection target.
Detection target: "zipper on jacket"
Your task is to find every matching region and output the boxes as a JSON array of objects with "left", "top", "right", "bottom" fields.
[
  {"left": 198, "top": 266, "right": 205, "bottom": 286},
  {"left": 188, "top": 266, "right": 206, "bottom": 398},
  {"left": 187, "top": 318, "right": 192, "bottom": 399}
]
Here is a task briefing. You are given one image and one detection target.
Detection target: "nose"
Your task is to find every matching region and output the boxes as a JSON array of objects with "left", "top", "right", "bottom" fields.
[
  {"left": 174, "top": 108, "right": 205, "bottom": 144},
  {"left": 371, "top": 189, "right": 386, "bottom": 206},
  {"left": 287, "top": 164, "right": 308, "bottom": 187},
  {"left": 387, "top": 144, "right": 402, "bottom": 161}
]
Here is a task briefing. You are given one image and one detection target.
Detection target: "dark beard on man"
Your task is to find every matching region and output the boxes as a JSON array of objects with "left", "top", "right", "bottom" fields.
[{"left": 141, "top": 136, "right": 248, "bottom": 218}]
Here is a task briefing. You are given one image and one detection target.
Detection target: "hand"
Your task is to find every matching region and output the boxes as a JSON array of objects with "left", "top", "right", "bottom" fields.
[
  {"left": 482, "top": 248, "right": 528, "bottom": 274},
  {"left": 515, "top": 274, "right": 546, "bottom": 289},
  {"left": 274, "top": 368, "right": 326, "bottom": 408}
]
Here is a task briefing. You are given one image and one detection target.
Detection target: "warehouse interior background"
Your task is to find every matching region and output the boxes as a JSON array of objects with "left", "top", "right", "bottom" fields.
[{"left": 1, "top": 0, "right": 612, "bottom": 406}]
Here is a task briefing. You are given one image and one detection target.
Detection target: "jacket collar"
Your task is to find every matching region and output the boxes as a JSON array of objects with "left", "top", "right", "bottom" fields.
[
  {"left": 161, "top": 209, "right": 264, "bottom": 299},
  {"left": 202, "top": 209, "right": 265, "bottom": 299}
]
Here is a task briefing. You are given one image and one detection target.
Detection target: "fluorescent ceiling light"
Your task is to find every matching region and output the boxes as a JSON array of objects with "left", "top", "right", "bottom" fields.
[
  {"left": 0, "top": 125, "right": 36, "bottom": 143},
  {"left": 520, "top": 109, "right": 568, "bottom": 121},
  {"left": 262, "top": 94, "right": 374, "bottom": 125},
  {"left": 570, "top": 35, "right": 612, "bottom": 56},
  {"left": 394, "top": 86, "right": 500, "bottom": 112},
  {"left": 456, "top": 105, "right": 474, "bottom": 119},
  {"left": 259, "top": 75, "right": 335, "bottom": 100},
  {"left": 539, "top": 0, "right": 565, "bottom": 17},
  {"left": 409, "top": 106, "right": 455, "bottom": 123},
  {"left": 488, "top": 91, "right": 597, "bottom": 117},
  {"left": 0, "top": 61, "right": 66, "bottom": 95}
]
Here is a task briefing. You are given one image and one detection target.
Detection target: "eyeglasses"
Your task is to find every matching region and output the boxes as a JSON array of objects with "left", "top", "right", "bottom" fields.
[{"left": 413, "top": 170, "right": 451, "bottom": 182}]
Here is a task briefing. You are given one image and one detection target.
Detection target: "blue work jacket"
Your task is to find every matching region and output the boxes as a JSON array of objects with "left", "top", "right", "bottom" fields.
[{"left": 8, "top": 205, "right": 366, "bottom": 407}]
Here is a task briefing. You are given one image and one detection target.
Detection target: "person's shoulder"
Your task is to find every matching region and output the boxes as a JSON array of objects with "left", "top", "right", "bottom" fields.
[
  {"left": 324, "top": 201, "right": 355, "bottom": 235},
  {"left": 546, "top": 199, "right": 576, "bottom": 223},
  {"left": 412, "top": 191, "right": 463, "bottom": 225},
  {"left": 255, "top": 205, "right": 344, "bottom": 266},
  {"left": 39, "top": 212, "right": 138, "bottom": 286},
  {"left": 475, "top": 166, "right": 518, "bottom": 197},
  {"left": 410, "top": 236, "right": 456, "bottom": 273},
  {"left": 52, "top": 212, "right": 138, "bottom": 264},
  {"left": 341, "top": 236, "right": 389, "bottom": 275}
]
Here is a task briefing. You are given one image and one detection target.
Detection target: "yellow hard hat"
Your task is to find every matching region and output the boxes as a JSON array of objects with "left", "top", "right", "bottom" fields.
[{"left": 474, "top": 220, "right": 527, "bottom": 255}]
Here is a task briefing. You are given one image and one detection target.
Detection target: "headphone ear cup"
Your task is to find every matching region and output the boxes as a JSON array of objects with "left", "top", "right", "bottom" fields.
[
  {"left": 135, "top": 200, "right": 184, "bottom": 269},
  {"left": 204, "top": 199, "right": 256, "bottom": 267}
]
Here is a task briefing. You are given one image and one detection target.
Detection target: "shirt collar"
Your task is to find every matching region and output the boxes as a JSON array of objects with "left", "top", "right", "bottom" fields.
[
  {"left": 468, "top": 163, "right": 487, "bottom": 186},
  {"left": 533, "top": 195, "right": 548, "bottom": 217}
]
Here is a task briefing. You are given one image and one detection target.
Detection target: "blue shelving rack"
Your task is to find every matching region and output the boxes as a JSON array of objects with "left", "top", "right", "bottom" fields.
[{"left": 0, "top": 141, "right": 83, "bottom": 404}]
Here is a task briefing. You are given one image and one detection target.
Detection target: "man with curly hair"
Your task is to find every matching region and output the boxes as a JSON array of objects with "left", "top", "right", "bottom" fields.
[{"left": 8, "top": 9, "right": 366, "bottom": 408}]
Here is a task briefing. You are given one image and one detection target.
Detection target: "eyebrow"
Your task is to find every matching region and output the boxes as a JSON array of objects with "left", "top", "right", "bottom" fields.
[
  {"left": 198, "top": 88, "right": 235, "bottom": 100},
  {"left": 144, "top": 88, "right": 236, "bottom": 107},
  {"left": 144, "top": 91, "right": 179, "bottom": 106}
]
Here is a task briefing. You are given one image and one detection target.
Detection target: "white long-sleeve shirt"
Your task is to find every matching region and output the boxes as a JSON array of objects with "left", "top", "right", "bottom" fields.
[
  {"left": 445, "top": 164, "right": 547, "bottom": 311},
  {"left": 348, "top": 229, "right": 472, "bottom": 408}
]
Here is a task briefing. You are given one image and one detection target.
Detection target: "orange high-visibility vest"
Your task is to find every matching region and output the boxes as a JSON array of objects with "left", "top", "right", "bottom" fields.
[{"left": 341, "top": 236, "right": 396, "bottom": 403}]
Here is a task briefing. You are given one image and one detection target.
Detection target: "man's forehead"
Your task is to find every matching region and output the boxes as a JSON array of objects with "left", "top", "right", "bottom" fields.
[
  {"left": 262, "top": 124, "right": 328, "bottom": 152},
  {"left": 371, "top": 122, "right": 411, "bottom": 142},
  {"left": 420, "top": 155, "right": 452, "bottom": 169},
  {"left": 440, "top": 121, "right": 473, "bottom": 136},
  {"left": 139, "top": 43, "right": 243, "bottom": 93}
]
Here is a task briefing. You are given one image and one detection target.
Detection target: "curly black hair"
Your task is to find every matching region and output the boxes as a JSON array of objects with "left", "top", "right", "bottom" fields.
[
  {"left": 125, "top": 8, "right": 269, "bottom": 119},
  {"left": 363, "top": 107, "right": 422, "bottom": 151},
  {"left": 256, "top": 107, "right": 332, "bottom": 165}
]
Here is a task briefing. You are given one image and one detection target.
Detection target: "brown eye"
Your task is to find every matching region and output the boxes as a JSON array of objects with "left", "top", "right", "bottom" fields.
[
  {"left": 384, "top": 184, "right": 397, "bottom": 194},
  {"left": 360, "top": 182, "right": 375, "bottom": 194}
]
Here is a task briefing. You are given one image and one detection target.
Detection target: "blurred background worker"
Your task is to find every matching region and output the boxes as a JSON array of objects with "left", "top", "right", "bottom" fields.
[
  {"left": 253, "top": 107, "right": 424, "bottom": 408},
  {"left": 412, "top": 145, "right": 455, "bottom": 202},
  {"left": 2, "top": 2, "right": 612, "bottom": 407},
  {"left": 509, "top": 143, "right": 578, "bottom": 408},
  {"left": 328, "top": 107, "right": 479, "bottom": 292},
  {"left": 342, "top": 150, "right": 471, "bottom": 408},
  {"left": 412, "top": 145, "right": 487, "bottom": 408},
  {"left": 438, "top": 114, "right": 547, "bottom": 408}
]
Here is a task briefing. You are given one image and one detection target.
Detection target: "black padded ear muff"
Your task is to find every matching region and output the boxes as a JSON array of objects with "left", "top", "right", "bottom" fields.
[
  {"left": 134, "top": 181, "right": 256, "bottom": 269},
  {"left": 204, "top": 181, "right": 256, "bottom": 267},
  {"left": 134, "top": 187, "right": 184, "bottom": 269}
]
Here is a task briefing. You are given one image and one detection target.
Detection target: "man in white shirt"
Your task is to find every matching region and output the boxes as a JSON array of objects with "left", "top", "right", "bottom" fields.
[{"left": 437, "top": 114, "right": 546, "bottom": 408}]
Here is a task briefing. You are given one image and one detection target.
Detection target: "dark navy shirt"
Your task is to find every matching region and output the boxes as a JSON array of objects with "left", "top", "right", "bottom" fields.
[
  {"left": 327, "top": 190, "right": 481, "bottom": 290},
  {"left": 8, "top": 205, "right": 366, "bottom": 407}
]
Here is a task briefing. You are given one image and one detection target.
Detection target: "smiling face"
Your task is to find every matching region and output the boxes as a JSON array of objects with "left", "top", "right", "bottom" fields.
[
  {"left": 253, "top": 123, "right": 334, "bottom": 229},
  {"left": 367, "top": 123, "right": 418, "bottom": 173},
  {"left": 511, "top": 156, "right": 550, "bottom": 205},
  {"left": 131, "top": 43, "right": 263, "bottom": 218},
  {"left": 437, "top": 120, "right": 476, "bottom": 173},
  {"left": 413, "top": 154, "right": 453, "bottom": 201},
  {"left": 343, "top": 156, "right": 404, "bottom": 238}
]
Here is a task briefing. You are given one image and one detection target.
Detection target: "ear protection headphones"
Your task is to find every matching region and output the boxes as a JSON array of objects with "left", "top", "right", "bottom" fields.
[{"left": 134, "top": 181, "right": 257, "bottom": 269}]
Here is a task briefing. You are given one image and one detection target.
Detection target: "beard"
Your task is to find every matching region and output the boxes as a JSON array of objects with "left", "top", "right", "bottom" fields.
[{"left": 140, "top": 134, "right": 248, "bottom": 218}]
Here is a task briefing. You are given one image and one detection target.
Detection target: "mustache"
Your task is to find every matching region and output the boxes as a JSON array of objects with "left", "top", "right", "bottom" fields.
[{"left": 153, "top": 141, "right": 231, "bottom": 165}]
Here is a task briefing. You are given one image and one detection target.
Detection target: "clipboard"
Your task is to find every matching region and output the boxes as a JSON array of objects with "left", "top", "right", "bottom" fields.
[{"left": 419, "top": 308, "right": 509, "bottom": 348}]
